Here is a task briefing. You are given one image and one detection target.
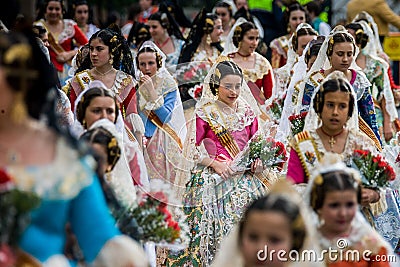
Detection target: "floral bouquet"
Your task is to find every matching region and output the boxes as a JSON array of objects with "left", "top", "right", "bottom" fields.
[
  {"left": 0, "top": 168, "right": 41, "bottom": 267},
  {"left": 351, "top": 150, "right": 396, "bottom": 188},
  {"left": 288, "top": 111, "right": 308, "bottom": 135},
  {"left": 231, "top": 132, "right": 287, "bottom": 172},
  {"left": 128, "top": 180, "right": 189, "bottom": 248},
  {"left": 265, "top": 97, "right": 284, "bottom": 122}
]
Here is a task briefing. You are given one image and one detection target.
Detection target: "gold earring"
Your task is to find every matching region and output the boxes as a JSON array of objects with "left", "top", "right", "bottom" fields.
[
  {"left": 215, "top": 87, "right": 219, "bottom": 96},
  {"left": 82, "top": 119, "right": 87, "bottom": 129},
  {"left": 11, "top": 92, "right": 28, "bottom": 123},
  {"left": 206, "top": 34, "right": 212, "bottom": 45},
  {"left": 109, "top": 55, "right": 114, "bottom": 65}
]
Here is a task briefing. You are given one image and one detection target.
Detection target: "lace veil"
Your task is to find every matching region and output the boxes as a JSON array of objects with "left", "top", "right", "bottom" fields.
[
  {"left": 304, "top": 71, "right": 359, "bottom": 133},
  {"left": 211, "top": 179, "right": 325, "bottom": 267},
  {"left": 358, "top": 21, "right": 397, "bottom": 122},
  {"left": 72, "top": 80, "right": 150, "bottom": 190},
  {"left": 135, "top": 40, "right": 187, "bottom": 141},
  {"left": 303, "top": 153, "right": 399, "bottom": 266},
  {"left": 222, "top": 17, "right": 249, "bottom": 55},
  {"left": 174, "top": 59, "right": 261, "bottom": 199}
]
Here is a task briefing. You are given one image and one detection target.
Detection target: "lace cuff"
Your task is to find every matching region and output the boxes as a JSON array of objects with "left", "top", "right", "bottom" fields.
[{"left": 144, "top": 95, "right": 164, "bottom": 110}]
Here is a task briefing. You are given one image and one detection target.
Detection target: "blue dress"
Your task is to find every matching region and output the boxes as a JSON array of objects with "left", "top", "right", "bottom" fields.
[{"left": 8, "top": 138, "right": 121, "bottom": 264}]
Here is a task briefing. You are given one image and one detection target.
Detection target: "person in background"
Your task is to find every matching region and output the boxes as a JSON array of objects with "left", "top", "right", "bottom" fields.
[
  {"left": 214, "top": 0, "right": 235, "bottom": 46},
  {"left": 270, "top": 1, "right": 307, "bottom": 69},
  {"left": 72, "top": 0, "right": 99, "bottom": 40},
  {"left": 34, "top": 0, "right": 88, "bottom": 87},
  {"left": 121, "top": 4, "right": 141, "bottom": 38},
  {"left": 347, "top": 0, "right": 400, "bottom": 42},
  {"left": 305, "top": 0, "right": 331, "bottom": 36},
  {"left": 138, "top": 0, "right": 159, "bottom": 24}
]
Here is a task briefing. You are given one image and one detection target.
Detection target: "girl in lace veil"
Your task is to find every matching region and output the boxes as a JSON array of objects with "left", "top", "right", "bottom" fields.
[
  {"left": 222, "top": 18, "right": 274, "bottom": 122},
  {"left": 73, "top": 81, "right": 149, "bottom": 191},
  {"left": 346, "top": 20, "right": 398, "bottom": 143},
  {"left": 134, "top": 40, "right": 187, "bottom": 187},
  {"left": 287, "top": 71, "right": 376, "bottom": 184},
  {"left": 296, "top": 25, "right": 382, "bottom": 149},
  {"left": 169, "top": 60, "right": 272, "bottom": 266},
  {"left": 304, "top": 153, "right": 399, "bottom": 266},
  {"left": 211, "top": 179, "right": 324, "bottom": 267}
]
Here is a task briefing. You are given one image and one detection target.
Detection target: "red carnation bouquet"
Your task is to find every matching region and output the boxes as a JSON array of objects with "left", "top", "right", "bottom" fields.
[
  {"left": 265, "top": 98, "right": 284, "bottom": 122},
  {"left": 231, "top": 132, "right": 287, "bottom": 172},
  {"left": 352, "top": 150, "right": 396, "bottom": 188},
  {"left": 288, "top": 111, "right": 308, "bottom": 135}
]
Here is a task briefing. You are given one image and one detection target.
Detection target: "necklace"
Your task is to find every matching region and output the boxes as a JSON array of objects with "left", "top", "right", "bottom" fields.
[
  {"left": 94, "top": 67, "right": 114, "bottom": 76},
  {"left": 237, "top": 51, "right": 251, "bottom": 61},
  {"left": 320, "top": 127, "right": 345, "bottom": 149},
  {"left": 155, "top": 36, "right": 170, "bottom": 49}
]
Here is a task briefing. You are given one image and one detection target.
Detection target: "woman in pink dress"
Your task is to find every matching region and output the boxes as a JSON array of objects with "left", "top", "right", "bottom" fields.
[{"left": 169, "top": 60, "right": 268, "bottom": 266}]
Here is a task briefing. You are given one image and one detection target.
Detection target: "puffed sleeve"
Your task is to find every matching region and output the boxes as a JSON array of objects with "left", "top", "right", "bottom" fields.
[
  {"left": 287, "top": 149, "right": 306, "bottom": 184},
  {"left": 69, "top": 175, "right": 120, "bottom": 262},
  {"left": 153, "top": 90, "right": 177, "bottom": 124}
]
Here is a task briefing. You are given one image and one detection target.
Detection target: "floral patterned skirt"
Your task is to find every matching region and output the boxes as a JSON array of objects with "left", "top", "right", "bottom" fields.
[{"left": 167, "top": 166, "right": 267, "bottom": 266}]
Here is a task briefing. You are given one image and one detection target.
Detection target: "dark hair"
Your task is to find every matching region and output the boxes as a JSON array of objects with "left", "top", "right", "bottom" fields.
[
  {"left": 214, "top": 1, "right": 233, "bottom": 18},
  {"left": 209, "top": 61, "right": 243, "bottom": 95},
  {"left": 239, "top": 194, "right": 306, "bottom": 251},
  {"left": 126, "top": 4, "right": 141, "bottom": 21},
  {"left": 158, "top": 0, "right": 191, "bottom": 28},
  {"left": 292, "top": 25, "right": 318, "bottom": 52},
  {"left": 135, "top": 46, "right": 163, "bottom": 76},
  {"left": 305, "top": 35, "right": 325, "bottom": 65},
  {"left": 36, "top": 0, "right": 67, "bottom": 21},
  {"left": 326, "top": 29, "right": 356, "bottom": 60},
  {"left": 75, "top": 87, "right": 119, "bottom": 127},
  {"left": 148, "top": 11, "right": 184, "bottom": 40},
  {"left": 127, "top": 23, "right": 151, "bottom": 48},
  {"left": 304, "top": 1, "right": 321, "bottom": 16},
  {"left": 232, "top": 21, "right": 258, "bottom": 48},
  {"left": 313, "top": 77, "right": 355, "bottom": 118},
  {"left": 345, "top": 23, "right": 369, "bottom": 49},
  {"left": 32, "top": 25, "right": 47, "bottom": 39},
  {"left": 71, "top": 0, "right": 95, "bottom": 25},
  {"left": 283, "top": 1, "right": 307, "bottom": 29},
  {"left": 0, "top": 31, "right": 58, "bottom": 119},
  {"left": 76, "top": 26, "right": 133, "bottom": 74},
  {"left": 81, "top": 126, "right": 121, "bottom": 172},
  {"left": 310, "top": 170, "right": 361, "bottom": 212}
]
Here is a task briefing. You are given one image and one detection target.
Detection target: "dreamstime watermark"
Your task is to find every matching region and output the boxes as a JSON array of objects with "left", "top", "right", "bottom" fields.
[{"left": 257, "top": 238, "right": 398, "bottom": 263}]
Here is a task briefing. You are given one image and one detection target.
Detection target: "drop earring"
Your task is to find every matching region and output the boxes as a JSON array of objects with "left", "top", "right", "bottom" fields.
[{"left": 11, "top": 92, "right": 28, "bottom": 124}]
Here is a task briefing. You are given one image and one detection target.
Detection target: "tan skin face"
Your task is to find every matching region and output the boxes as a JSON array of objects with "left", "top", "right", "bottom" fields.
[
  {"left": 240, "top": 211, "right": 293, "bottom": 267},
  {"left": 138, "top": 52, "right": 158, "bottom": 77},
  {"left": 318, "top": 190, "right": 358, "bottom": 239},
  {"left": 148, "top": 20, "right": 166, "bottom": 41},
  {"left": 84, "top": 96, "right": 117, "bottom": 129},
  {"left": 239, "top": 29, "right": 259, "bottom": 55},
  {"left": 320, "top": 91, "right": 351, "bottom": 135},
  {"left": 307, "top": 55, "right": 317, "bottom": 70},
  {"left": 45, "top": 1, "right": 63, "bottom": 23},
  {"left": 89, "top": 38, "right": 111, "bottom": 69},
  {"left": 74, "top": 4, "right": 89, "bottom": 26},
  {"left": 288, "top": 10, "right": 306, "bottom": 33},
  {"left": 217, "top": 74, "right": 242, "bottom": 108},
  {"left": 330, "top": 42, "right": 354, "bottom": 73},
  {"left": 210, "top": 18, "right": 224, "bottom": 43},
  {"left": 215, "top": 7, "right": 231, "bottom": 27},
  {"left": 296, "top": 35, "right": 315, "bottom": 56}
]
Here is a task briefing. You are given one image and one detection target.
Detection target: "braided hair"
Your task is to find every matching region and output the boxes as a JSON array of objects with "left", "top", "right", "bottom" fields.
[
  {"left": 209, "top": 60, "right": 243, "bottom": 96},
  {"left": 77, "top": 25, "right": 133, "bottom": 75}
]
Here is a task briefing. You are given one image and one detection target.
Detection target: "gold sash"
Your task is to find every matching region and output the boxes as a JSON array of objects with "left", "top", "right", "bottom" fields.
[
  {"left": 292, "top": 131, "right": 322, "bottom": 181},
  {"left": 358, "top": 116, "right": 382, "bottom": 151},
  {"left": 143, "top": 110, "right": 183, "bottom": 150}
]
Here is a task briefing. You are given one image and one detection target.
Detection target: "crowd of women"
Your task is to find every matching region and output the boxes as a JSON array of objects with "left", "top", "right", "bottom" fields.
[{"left": 0, "top": 0, "right": 400, "bottom": 266}]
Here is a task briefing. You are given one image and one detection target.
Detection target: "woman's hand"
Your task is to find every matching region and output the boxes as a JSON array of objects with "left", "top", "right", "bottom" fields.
[
  {"left": 211, "top": 160, "right": 234, "bottom": 180},
  {"left": 383, "top": 122, "right": 394, "bottom": 142},
  {"left": 250, "top": 158, "right": 264, "bottom": 173},
  {"left": 361, "top": 188, "right": 380, "bottom": 206},
  {"left": 139, "top": 75, "right": 158, "bottom": 101}
]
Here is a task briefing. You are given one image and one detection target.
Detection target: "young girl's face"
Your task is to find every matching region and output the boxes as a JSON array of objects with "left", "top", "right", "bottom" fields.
[
  {"left": 318, "top": 190, "right": 358, "bottom": 237},
  {"left": 330, "top": 42, "right": 354, "bottom": 73},
  {"left": 320, "top": 91, "right": 350, "bottom": 133},
  {"left": 138, "top": 51, "right": 158, "bottom": 77},
  {"left": 240, "top": 211, "right": 293, "bottom": 267}
]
